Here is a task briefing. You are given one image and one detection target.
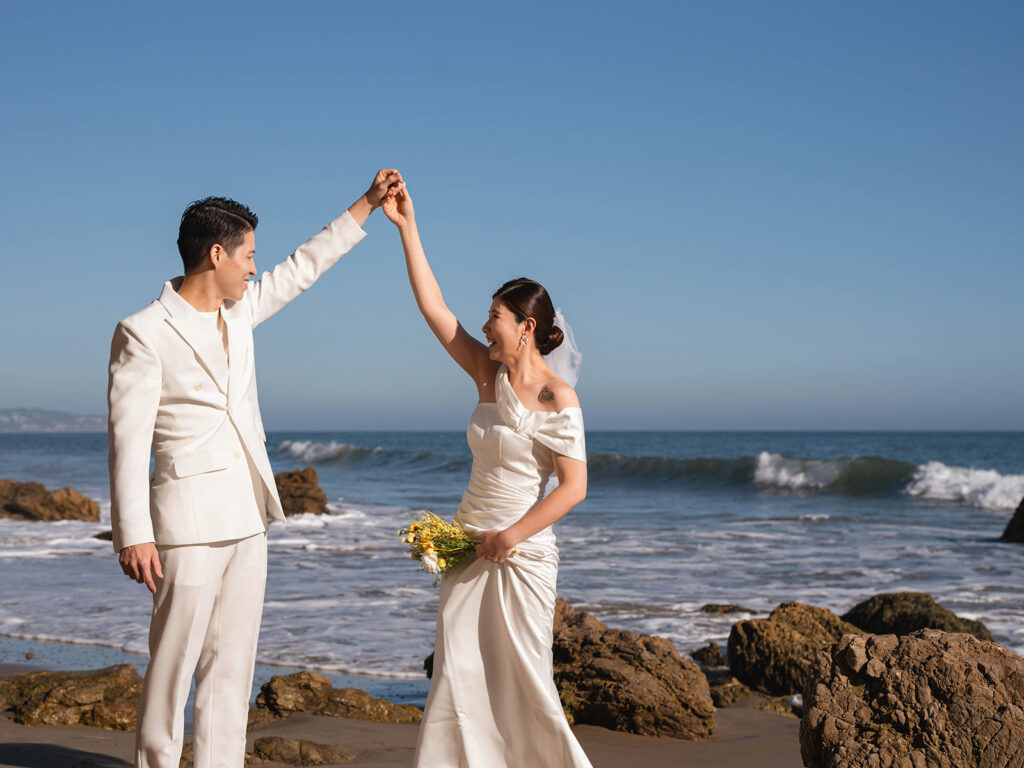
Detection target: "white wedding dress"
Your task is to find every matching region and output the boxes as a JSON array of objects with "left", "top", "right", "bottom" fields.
[{"left": 413, "top": 364, "right": 593, "bottom": 768}]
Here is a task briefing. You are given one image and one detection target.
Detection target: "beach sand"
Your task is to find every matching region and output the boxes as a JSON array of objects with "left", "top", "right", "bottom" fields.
[{"left": 0, "top": 661, "right": 801, "bottom": 768}]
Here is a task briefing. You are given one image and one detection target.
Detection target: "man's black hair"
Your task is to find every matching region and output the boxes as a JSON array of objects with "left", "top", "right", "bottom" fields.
[{"left": 177, "top": 197, "right": 258, "bottom": 274}]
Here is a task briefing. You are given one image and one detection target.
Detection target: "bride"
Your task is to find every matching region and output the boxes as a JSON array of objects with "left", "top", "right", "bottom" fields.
[{"left": 382, "top": 182, "right": 593, "bottom": 768}]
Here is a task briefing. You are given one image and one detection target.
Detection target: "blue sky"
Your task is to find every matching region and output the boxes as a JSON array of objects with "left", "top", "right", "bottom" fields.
[{"left": 1, "top": 2, "right": 1021, "bottom": 430}]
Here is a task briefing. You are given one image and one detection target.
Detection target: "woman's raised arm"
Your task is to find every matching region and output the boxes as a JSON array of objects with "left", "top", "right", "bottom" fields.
[{"left": 382, "top": 185, "right": 492, "bottom": 383}]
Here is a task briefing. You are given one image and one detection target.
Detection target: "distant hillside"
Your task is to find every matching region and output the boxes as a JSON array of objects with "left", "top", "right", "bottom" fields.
[{"left": 0, "top": 408, "right": 105, "bottom": 433}]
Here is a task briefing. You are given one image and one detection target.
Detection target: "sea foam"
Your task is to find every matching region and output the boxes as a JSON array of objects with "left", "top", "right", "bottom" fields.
[
  {"left": 279, "top": 440, "right": 369, "bottom": 463},
  {"left": 904, "top": 462, "right": 1024, "bottom": 512}
]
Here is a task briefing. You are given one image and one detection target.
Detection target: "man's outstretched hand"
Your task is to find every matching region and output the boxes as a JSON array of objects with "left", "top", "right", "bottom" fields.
[
  {"left": 348, "top": 169, "right": 403, "bottom": 226},
  {"left": 119, "top": 542, "right": 163, "bottom": 594}
]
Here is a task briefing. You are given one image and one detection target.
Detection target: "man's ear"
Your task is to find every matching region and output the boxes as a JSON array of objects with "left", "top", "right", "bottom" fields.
[{"left": 208, "top": 243, "right": 225, "bottom": 268}]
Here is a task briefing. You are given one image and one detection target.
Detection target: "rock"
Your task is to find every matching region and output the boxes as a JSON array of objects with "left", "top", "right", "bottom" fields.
[
  {"left": 253, "top": 737, "right": 355, "bottom": 765},
  {"left": 552, "top": 598, "right": 715, "bottom": 740},
  {"left": 760, "top": 695, "right": 800, "bottom": 719},
  {"left": 690, "top": 642, "right": 727, "bottom": 668},
  {"left": 842, "top": 591, "right": 992, "bottom": 641},
  {"left": 709, "top": 677, "right": 753, "bottom": 708},
  {"left": 94, "top": 530, "right": 114, "bottom": 541},
  {"left": 728, "top": 602, "right": 862, "bottom": 697},
  {"left": 0, "top": 479, "right": 99, "bottom": 522},
  {"left": 801, "top": 630, "right": 1024, "bottom": 768},
  {"left": 1000, "top": 496, "right": 1024, "bottom": 542},
  {"left": 248, "top": 671, "right": 421, "bottom": 729},
  {"left": 274, "top": 468, "right": 329, "bottom": 516},
  {"left": 0, "top": 664, "right": 141, "bottom": 729},
  {"left": 179, "top": 743, "right": 270, "bottom": 767},
  {"left": 699, "top": 603, "right": 754, "bottom": 614}
]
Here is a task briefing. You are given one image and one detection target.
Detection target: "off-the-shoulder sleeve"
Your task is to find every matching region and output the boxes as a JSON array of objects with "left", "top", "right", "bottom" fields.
[{"left": 515, "top": 408, "right": 587, "bottom": 463}]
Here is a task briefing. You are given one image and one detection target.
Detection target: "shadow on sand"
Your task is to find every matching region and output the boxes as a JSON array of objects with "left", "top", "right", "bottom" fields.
[{"left": 0, "top": 743, "right": 131, "bottom": 768}]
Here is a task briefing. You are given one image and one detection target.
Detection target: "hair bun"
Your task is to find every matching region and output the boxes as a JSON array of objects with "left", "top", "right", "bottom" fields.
[{"left": 539, "top": 326, "right": 564, "bottom": 356}]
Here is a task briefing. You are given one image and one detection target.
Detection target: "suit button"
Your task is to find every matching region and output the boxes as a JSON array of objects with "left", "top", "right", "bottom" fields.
[
  {"left": 194, "top": 384, "right": 202, "bottom": 391},
  {"left": 234, "top": 451, "right": 242, "bottom": 460}
]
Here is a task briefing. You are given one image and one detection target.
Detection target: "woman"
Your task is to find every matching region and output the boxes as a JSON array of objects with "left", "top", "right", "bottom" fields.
[{"left": 382, "top": 183, "right": 593, "bottom": 768}]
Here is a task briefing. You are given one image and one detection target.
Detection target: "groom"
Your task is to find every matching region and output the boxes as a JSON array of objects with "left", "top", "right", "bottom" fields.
[{"left": 107, "top": 169, "right": 401, "bottom": 768}]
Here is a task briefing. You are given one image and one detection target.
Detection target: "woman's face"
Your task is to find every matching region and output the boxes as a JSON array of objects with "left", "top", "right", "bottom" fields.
[{"left": 482, "top": 299, "right": 525, "bottom": 362}]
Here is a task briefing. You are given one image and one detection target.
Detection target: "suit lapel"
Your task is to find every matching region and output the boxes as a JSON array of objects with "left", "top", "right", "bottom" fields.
[{"left": 157, "top": 279, "right": 229, "bottom": 395}]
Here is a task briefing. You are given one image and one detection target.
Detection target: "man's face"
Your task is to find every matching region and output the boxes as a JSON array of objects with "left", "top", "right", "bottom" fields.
[{"left": 213, "top": 229, "right": 256, "bottom": 302}]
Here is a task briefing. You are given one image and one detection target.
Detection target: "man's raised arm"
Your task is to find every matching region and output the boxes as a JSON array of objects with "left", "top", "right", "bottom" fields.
[{"left": 246, "top": 169, "right": 402, "bottom": 327}]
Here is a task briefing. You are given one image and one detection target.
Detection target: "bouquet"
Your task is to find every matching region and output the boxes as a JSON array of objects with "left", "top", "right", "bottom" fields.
[{"left": 398, "top": 512, "right": 476, "bottom": 584}]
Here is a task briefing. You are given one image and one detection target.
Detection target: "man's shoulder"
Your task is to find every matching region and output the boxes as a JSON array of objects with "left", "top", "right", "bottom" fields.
[{"left": 115, "top": 300, "right": 168, "bottom": 335}]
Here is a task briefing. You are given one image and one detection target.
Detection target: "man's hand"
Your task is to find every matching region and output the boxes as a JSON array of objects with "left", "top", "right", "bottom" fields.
[
  {"left": 119, "top": 542, "right": 163, "bottom": 594},
  {"left": 347, "top": 169, "right": 403, "bottom": 226},
  {"left": 365, "top": 169, "right": 403, "bottom": 208}
]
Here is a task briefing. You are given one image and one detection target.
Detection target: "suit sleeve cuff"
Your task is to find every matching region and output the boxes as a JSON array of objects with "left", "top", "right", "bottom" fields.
[{"left": 112, "top": 522, "right": 156, "bottom": 553}]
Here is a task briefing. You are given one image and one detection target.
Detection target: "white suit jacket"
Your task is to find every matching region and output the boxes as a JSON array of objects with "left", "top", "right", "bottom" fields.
[{"left": 107, "top": 211, "right": 366, "bottom": 552}]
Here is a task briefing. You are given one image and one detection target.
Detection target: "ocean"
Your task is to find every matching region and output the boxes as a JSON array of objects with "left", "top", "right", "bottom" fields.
[{"left": 1, "top": 430, "right": 1022, "bottom": 695}]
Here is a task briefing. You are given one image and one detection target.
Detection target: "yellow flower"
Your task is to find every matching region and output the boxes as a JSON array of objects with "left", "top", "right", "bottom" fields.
[
  {"left": 406, "top": 533, "right": 415, "bottom": 544},
  {"left": 437, "top": 558, "right": 447, "bottom": 569}
]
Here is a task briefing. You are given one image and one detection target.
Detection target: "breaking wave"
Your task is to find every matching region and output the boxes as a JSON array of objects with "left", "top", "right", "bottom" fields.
[{"left": 276, "top": 441, "right": 1023, "bottom": 511}]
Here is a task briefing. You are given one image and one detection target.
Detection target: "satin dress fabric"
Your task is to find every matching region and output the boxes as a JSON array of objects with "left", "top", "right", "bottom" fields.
[{"left": 413, "top": 365, "right": 592, "bottom": 768}]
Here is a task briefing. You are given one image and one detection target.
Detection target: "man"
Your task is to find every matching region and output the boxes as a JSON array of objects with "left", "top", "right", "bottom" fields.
[{"left": 107, "top": 169, "right": 401, "bottom": 768}]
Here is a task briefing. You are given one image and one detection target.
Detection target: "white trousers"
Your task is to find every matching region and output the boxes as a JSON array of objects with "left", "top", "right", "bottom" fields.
[{"left": 135, "top": 532, "right": 267, "bottom": 768}]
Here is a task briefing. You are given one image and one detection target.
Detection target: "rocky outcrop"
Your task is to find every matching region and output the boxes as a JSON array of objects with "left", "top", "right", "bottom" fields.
[
  {"left": 708, "top": 676, "right": 753, "bottom": 708},
  {"left": 699, "top": 603, "right": 754, "bottom": 614},
  {"left": 0, "top": 479, "right": 99, "bottom": 522},
  {"left": 1000, "top": 496, "right": 1024, "bottom": 543},
  {"left": 801, "top": 630, "right": 1024, "bottom": 768},
  {"left": 248, "top": 671, "right": 421, "bottom": 729},
  {"left": 274, "top": 468, "right": 329, "bottom": 516},
  {"left": 183, "top": 737, "right": 355, "bottom": 767},
  {"left": 253, "top": 737, "right": 355, "bottom": 766},
  {"left": 842, "top": 592, "right": 992, "bottom": 641},
  {"left": 552, "top": 598, "right": 715, "bottom": 740},
  {"left": 0, "top": 664, "right": 141, "bottom": 729},
  {"left": 690, "top": 642, "right": 727, "bottom": 668},
  {"left": 728, "top": 602, "right": 862, "bottom": 697}
]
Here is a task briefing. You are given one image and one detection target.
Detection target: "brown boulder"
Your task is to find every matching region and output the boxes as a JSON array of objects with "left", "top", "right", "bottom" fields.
[
  {"left": 552, "top": 598, "right": 715, "bottom": 740},
  {"left": 0, "top": 479, "right": 99, "bottom": 521},
  {"left": 842, "top": 591, "right": 992, "bottom": 641},
  {"left": 728, "top": 602, "right": 862, "bottom": 696},
  {"left": 699, "top": 603, "right": 754, "bottom": 614},
  {"left": 801, "top": 630, "right": 1024, "bottom": 767},
  {"left": 0, "top": 664, "right": 141, "bottom": 729},
  {"left": 1000, "top": 496, "right": 1024, "bottom": 543},
  {"left": 708, "top": 676, "right": 753, "bottom": 708},
  {"left": 274, "top": 468, "right": 329, "bottom": 516},
  {"left": 690, "top": 642, "right": 727, "bottom": 668},
  {"left": 253, "top": 737, "right": 355, "bottom": 765},
  {"left": 248, "top": 671, "right": 421, "bottom": 729}
]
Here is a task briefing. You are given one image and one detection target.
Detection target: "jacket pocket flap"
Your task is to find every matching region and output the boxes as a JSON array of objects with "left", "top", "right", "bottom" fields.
[{"left": 173, "top": 452, "right": 229, "bottom": 478}]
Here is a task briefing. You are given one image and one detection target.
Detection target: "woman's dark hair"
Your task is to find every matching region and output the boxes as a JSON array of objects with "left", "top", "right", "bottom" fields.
[
  {"left": 177, "top": 197, "right": 258, "bottom": 274},
  {"left": 492, "top": 278, "right": 564, "bottom": 355}
]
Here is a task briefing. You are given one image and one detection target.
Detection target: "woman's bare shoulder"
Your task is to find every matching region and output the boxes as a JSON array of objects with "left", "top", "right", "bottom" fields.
[{"left": 538, "top": 376, "right": 579, "bottom": 411}]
